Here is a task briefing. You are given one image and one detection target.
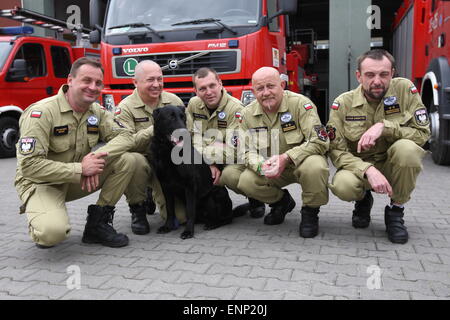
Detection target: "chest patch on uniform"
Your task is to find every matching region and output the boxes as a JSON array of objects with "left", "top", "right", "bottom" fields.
[
  {"left": 314, "top": 125, "right": 328, "bottom": 142},
  {"left": 326, "top": 125, "right": 336, "bottom": 141},
  {"left": 19, "top": 137, "right": 36, "bottom": 155},
  {"left": 415, "top": 108, "right": 429, "bottom": 126},
  {"left": 345, "top": 115, "right": 366, "bottom": 121},
  {"left": 280, "top": 112, "right": 293, "bottom": 123},
  {"left": 87, "top": 124, "right": 99, "bottom": 134},
  {"left": 384, "top": 104, "right": 401, "bottom": 115},
  {"left": 134, "top": 117, "right": 149, "bottom": 122},
  {"left": 281, "top": 121, "right": 297, "bottom": 132},
  {"left": 218, "top": 120, "right": 228, "bottom": 128},
  {"left": 193, "top": 113, "right": 208, "bottom": 120},
  {"left": 383, "top": 96, "right": 397, "bottom": 106},
  {"left": 218, "top": 111, "right": 226, "bottom": 120},
  {"left": 87, "top": 115, "right": 99, "bottom": 126},
  {"left": 250, "top": 126, "right": 268, "bottom": 132},
  {"left": 30, "top": 111, "right": 42, "bottom": 118},
  {"left": 53, "top": 125, "right": 69, "bottom": 136}
]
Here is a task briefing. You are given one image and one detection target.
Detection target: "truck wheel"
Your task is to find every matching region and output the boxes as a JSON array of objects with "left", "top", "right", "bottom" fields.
[
  {"left": 0, "top": 116, "right": 19, "bottom": 158},
  {"left": 429, "top": 104, "right": 450, "bottom": 165}
]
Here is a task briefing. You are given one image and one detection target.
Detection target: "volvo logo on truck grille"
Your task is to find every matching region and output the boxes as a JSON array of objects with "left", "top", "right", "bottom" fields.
[{"left": 168, "top": 59, "right": 179, "bottom": 70}]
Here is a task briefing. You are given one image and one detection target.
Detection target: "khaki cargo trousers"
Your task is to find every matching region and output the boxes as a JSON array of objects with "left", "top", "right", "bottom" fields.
[
  {"left": 23, "top": 153, "right": 137, "bottom": 246},
  {"left": 329, "top": 139, "right": 426, "bottom": 204}
]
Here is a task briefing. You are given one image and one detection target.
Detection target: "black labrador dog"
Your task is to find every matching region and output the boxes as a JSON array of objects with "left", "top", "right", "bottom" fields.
[{"left": 148, "top": 105, "right": 233, "bottom": 239}]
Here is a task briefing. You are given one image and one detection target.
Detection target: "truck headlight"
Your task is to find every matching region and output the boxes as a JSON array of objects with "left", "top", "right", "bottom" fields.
[
  {"left": 241, "top": 90, "right": 255, "bottom": 106},
  {"left": 102, "top": 94, "right": 116, "bottom": 112}
]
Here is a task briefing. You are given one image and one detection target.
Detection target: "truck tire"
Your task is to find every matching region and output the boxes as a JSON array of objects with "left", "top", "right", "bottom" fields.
[
  {"left": 0, "top": 116, "right": 19, "bottom": 158},
  {"left": 426, "top": 57, "right": 450, "bottom": 165}
]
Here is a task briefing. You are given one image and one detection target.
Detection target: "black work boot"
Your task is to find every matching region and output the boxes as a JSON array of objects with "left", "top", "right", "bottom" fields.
[
  {"left": 82, "top": 205, "right": 129, "bottom": 247},
  {"left": 130, "top": 202, "right": 150, "bottom": 235},
  {"left": 144, "top": 188, "right": 156, "bottom": 215},
  {"left": 352, "top": 190, "right": 373, "bottom": 228},
  {"left": 299, "top": 206, "right": 320, "bottom": 238},
  {"left": 264, "top": 190, "right": 296, "bottom": 225},
  {"left": 232, "top": 198, "right": 265, "bottom": 218},
  {"left": 385, "top": 205, "right": 408, "bottom": 244}
]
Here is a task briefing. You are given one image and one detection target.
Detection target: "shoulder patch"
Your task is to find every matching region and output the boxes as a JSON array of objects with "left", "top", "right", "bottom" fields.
[
  {"left": 326, "top": 125, "right": 336, "bottom": 141},
  {"left": 19, "top": 137, "right": 36, "bottom": 155},
  {"left": 114, "top": 108, "right": 121, "bottom": 115},
  {"left": 414, "top": 108, "right": 429, "bottom": 126},
  {"left": 331, "top": 102, "right": 340, "bottom": 110},
  {"left": 410, "top": 85, "right": 418, "bottom": 94},
  {"left": 314, "top": 125, "right": 328, "bottom": 142},
  {"left": 304, "top": 103, "right": 313, "bottom": 110},
  {"left": 235, "top": 112, "right": 242, "bottom": 123},
  {"left": 30, "top": 111, "right": 42, "bottom": 118}
]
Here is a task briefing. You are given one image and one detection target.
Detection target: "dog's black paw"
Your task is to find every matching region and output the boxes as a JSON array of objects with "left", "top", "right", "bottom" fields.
[
  {"left": 180, "top": 230, "right": 194, "bottom": 239},
  {"left": 157, "top": 225, "right": 173, "bottom": 234}
]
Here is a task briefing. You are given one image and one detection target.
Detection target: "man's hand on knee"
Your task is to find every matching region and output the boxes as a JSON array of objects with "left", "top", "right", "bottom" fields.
[
  {"left": 357, "top": 122, "right": 384, "bottom": 153},
  {"left": 82, "top": 152, "right": 108, "bottom": 176}
]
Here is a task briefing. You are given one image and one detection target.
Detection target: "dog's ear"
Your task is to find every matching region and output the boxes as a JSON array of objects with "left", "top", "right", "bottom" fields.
[{"left": 177, "top": 105, "right": 186, "bottom": 114}]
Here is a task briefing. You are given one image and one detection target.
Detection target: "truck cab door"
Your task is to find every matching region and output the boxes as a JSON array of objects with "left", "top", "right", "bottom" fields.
[{"left": 5, "top": 42, "right": 51, "bottom": 109}]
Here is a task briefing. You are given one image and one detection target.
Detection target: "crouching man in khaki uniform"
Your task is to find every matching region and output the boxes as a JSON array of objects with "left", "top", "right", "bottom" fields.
[
  {"left": 237, "top": 67, "right": 329, "bottom": 238},
  {"left": 115, "top": 60, "right": 184, "bottom": 234},
  {"left": 15, "top": 58, "right": 143, "bottom": 249},
  {"left": 187, "top": 67, "right": 265, "bottom": 220},
  {"left": 327, "top": 49, "right": 430, "bottom": 244}
]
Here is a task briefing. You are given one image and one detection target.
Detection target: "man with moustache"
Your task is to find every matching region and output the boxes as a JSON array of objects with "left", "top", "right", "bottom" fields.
[
  {"left": 327, "top": 49, "right": 430, "bottom": 244},
  {"left": 237, "top": 67, "right": 329, "bottom": 238},
  {"left": 15, "top": 57, "right": 139, "bottom": 249},
  {"left": 115, "top": 60, "right": 184, "bottom": 234},
  {"left": 187, "top": 67, "right": 265, "bottom": 219}
]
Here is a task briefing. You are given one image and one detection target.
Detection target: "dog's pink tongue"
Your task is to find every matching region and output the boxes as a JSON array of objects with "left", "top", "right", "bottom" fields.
[{"left": 171, "top": 136, "right": 184, "bottom": 147}]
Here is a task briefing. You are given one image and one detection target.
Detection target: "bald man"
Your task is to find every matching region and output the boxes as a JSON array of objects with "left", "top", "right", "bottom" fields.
[
  {"left": 115, "top": 60, "right": 184, "bottom": 235},
  {"left": 236, "top": 67, "right": 329, "bottom": 238}
]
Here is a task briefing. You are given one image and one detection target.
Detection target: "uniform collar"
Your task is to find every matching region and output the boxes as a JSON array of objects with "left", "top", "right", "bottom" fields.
[
  {"left": 253, "top": 90, "right": 289, "bottom": 116},
  {"left": 352, "top": 81, "right": 396, "bottom": 108}
]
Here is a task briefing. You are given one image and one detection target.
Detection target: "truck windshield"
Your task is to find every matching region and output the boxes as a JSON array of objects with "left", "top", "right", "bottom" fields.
[
  {"left": 105, "top": 0, "right": 260, "bottom": 36},
  {"left": 0, "top": 42, "right": 13, "bottom": 71}
]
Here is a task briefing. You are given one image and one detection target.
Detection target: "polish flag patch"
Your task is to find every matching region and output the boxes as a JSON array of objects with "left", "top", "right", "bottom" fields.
[
  {"left": 410, "top": 85, "right": 418, "bottom": 94},
  {"left": 30, "top": 111, "right": 42, "bottom": 118},
  {"left": 331, "top": 102, "right": 340, "bottom": 110},
  {"left": 304, "top": 103, "right": 313, "bottom": 110},
  {"left": 114, "top": 108, "right": 121, "bottom": 115}
]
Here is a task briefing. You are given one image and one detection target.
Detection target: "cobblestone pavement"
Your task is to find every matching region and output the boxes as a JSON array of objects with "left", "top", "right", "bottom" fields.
[{"left": 0, "top": 152, "right": 449, "bottom": 300}]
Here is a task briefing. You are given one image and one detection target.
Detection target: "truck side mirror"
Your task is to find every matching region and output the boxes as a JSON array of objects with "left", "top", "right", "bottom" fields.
[
  {"left": 7, "top": 59, "right": 29, "bottom": 82},
  {"left": 89, "top": 0, "right": 107, "bottom": 29},
  {"left": 90, "top": 29, "right": 100, "bottom": 44},
  {"left": 267, "top": 0, "right": 298, "bottom": 24},
  {"left": 280, "top": 0, "right": 298, "bottom": 15}
]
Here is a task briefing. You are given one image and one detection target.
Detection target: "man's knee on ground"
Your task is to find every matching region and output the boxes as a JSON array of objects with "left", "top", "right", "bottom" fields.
[
  {"left": 329, "top": 171, "right": 363, "bottom": 202},
  {"left": 29, "top": 216, "right": 70, "bottom": 246}
]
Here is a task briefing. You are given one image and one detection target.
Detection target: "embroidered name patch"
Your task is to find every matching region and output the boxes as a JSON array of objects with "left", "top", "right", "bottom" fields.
[
  {"left": 87, "top": 125, "right": 99, "bottom": 134},
  {"left": 250, "top": 126, "right": 268, "bottom": 132},
  {"left": 53, "top": 125, "right": 69, "bottom": 136},
  {"left": 345, "top": 115, "right": 367, "bottom": 121},
  {"left": 19, "top": 137, "right": 36, "bottom": 155},
  {"left": 134, "top": 117, "right": 149, "bottom": 122},
  {"left": 281, "top": 121, "right": 297, "bottom": 133},
  {"left": 218, "top": 120, "right": 227, "bottom": 128},
  {"left": 193, "top": 113, "right": 208, "bottom": 120}
]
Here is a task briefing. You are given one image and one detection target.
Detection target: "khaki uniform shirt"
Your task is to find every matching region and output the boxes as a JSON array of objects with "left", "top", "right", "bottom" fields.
[
  {"left": 240, "top": 90, "right": 329, "bottom": 173},
  {"left": 327, "top": 77, "right": 431, "bottom": 179},
  {"left": 115, "top": 89, "right": 183, "bottom": 133},
  {"left": 187, "top": 89, "right": 243, "bottom": 162},
  {"left": 15, "top": 85, "right": 133, "bottom": 205}
]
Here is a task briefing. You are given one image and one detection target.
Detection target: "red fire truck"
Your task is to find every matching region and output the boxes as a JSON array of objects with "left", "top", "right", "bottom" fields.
[
  {"left": 393, "top": 0, "right": 450, "bottom": 165},
  {"left": 0, "top": 7, "right": 99, "bottom": 158},
  {"left": 88, "top": 0, "right": 316, "bottom": 110}
]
